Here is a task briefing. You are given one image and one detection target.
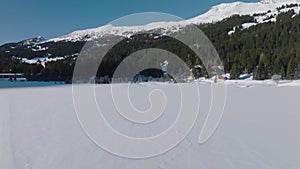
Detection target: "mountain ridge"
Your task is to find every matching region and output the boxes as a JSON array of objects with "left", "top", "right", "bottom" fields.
[
  {"left": 45, "top": 0, "right": 300, "bottom": 43},
  {"left": 1, "top": 0, "right": 300, "bottom": 45},
  {"left": 1, "top": 0, "right": 300, "bottom": 81}
]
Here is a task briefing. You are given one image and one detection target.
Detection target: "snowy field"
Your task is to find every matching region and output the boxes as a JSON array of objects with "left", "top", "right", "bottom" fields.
[{"left": 0, "top": 81, "right": 300, "bottom": 169}]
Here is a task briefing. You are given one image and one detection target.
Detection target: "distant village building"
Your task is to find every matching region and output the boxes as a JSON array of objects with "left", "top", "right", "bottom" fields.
[{"left": 0, "top": 73, "right": 27, "bottom": 81}]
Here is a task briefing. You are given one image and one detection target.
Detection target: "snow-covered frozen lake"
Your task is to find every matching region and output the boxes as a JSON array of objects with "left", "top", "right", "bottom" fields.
[{"left": 0, "top": 82, "right": 300, "bottom": 169}]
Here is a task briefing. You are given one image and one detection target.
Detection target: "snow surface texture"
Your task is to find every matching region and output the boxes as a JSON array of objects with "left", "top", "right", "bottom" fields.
[
  {"left": 0, "top": 82, "right": 300, "bottom": 169},
  {"left": 47, "top": 0, "right": 300, "bottom": 43}
]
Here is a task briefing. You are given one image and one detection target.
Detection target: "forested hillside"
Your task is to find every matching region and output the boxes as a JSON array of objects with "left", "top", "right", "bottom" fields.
[
  {"left": 1, "top": 9, "right": 300, "bottom": 81},
  {"left": 201, "top": 9, "right": 300, "bottom": 80}
]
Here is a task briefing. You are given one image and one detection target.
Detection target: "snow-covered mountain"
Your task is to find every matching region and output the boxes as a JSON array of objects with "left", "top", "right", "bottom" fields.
[
  {"left": 1, "top": 0, "right": 299, "bottom": 45},
  {"left": 1, "top": 0, "right": 300, "bottom": 73},
  {"left": 19, "top": 36, "right": 45, "bottom": 46},
  {"left": 47, "top": 0, "right": 300, "bottom": 43},
  {"left": 0, "top": 36, "right": 45, "bottom": 50},
  {"left": 189, "top": 0, "right": 300, "bottom": 23}
]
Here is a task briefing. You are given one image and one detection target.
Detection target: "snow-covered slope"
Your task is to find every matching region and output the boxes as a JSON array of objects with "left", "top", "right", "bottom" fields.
[
  {"left": 19, "top": 36, "right": 45, "bottom": 46},
  {"left": 1, "top": 83, "right": 300, "bottom": 169},
  {"left": 188, "top": 0, "right": 300, "bottom": 23},
  {"left": 0, "top": 36, "right": 45, "bottom": 50},
  {"left": 48, "top": 0, "right": 300, "bottom": 43},
  {"left": 47, "top": 22, "right": 186, "bottom": 42}
]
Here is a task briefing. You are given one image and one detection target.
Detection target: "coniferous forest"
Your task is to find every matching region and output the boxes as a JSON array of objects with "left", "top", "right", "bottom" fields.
[
  {"left": 1, "top": 10, "right": 300, "bottom": 82},
  {"left": 200, "top": 10, "right": 300, "bottom": 80}
]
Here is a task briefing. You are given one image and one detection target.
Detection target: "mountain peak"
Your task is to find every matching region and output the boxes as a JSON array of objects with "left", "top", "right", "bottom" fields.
[
  {"left": 261, "top": 0, "right": 300, "bottom": 4},
  {"left": 20, "top": 36, "right": 45, "bottom": 46}
]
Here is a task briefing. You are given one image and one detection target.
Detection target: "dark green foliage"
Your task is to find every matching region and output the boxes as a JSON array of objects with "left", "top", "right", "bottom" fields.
[
  {"left": 97, "top": 33, "right": 202, "bottom": 79},
  {"left": 200, "top": 10, "right": 300, "bottom": 79},
  {"left": 1, "top": 11, "right": 300, "bottom": 81}
]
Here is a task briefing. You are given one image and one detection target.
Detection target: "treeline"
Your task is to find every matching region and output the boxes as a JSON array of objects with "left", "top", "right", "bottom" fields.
[
  {"left": 200, "top": 10, "right": 300, "bottom": 79},
  {"left": 0, "top": 41, "right": 83, "bottom": 81},
  {"left": 1, "top": 10, "right": 300, "bottom": 81}
]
